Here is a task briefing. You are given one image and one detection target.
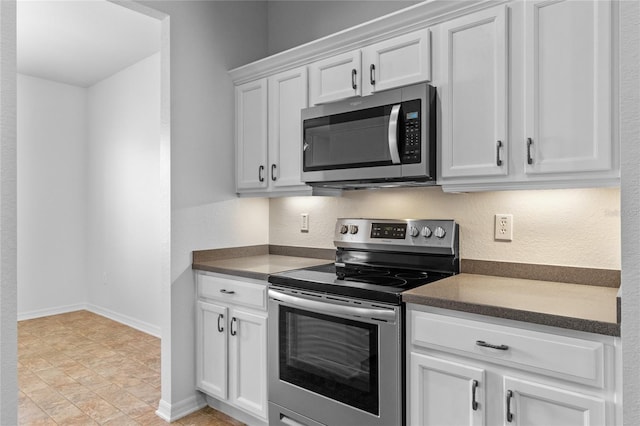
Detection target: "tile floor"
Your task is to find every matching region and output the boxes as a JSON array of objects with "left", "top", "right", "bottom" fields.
[{"left": 18, "top": 310, "right": 244, "bottom": 425}]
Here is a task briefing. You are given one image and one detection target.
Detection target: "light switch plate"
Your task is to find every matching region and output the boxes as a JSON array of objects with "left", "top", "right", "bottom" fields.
[{"left": 301, "top": 213, "right": 309, "bottom": 232}]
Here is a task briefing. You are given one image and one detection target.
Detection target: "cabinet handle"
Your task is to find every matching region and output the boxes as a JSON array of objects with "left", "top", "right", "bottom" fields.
[
  {"left": 230, "top": 317, "right": 237, "bottom": 336},
  {"left": 526, "top": 138, "right": 534, "bottom": 165},
  {"left": 506, "top": 390, "right": 514, "bottom": 422},
  {"left": 258, "top": 165, "right": 265, "bottom": 182},
  {"left": 217, "top": 314, "right": 224, "bottom": 333},
  {"left": 496, "top": 140, "right": 503, "bottom": 166},
  {"left": 220, "top": 289, "right": 235, "bottom": 295},
  {"left": 351, "top": 69, "right": 357, "bottom": 90},
  {"left": 271, "top": 164, "right": 277, "bottom": 181},
  {"left": 370, "top": 64, "right": 376, "bottom": 85},
  {"left": 471, "top": 380, "right": 479, "bottom": 411},
  {"left": 476, "top": 340, "right": 509, "bottom": 351}
]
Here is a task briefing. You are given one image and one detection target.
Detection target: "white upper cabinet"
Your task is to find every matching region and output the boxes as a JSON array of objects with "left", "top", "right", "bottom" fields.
[
  {"left": 439, "top": 5, "right": 508, "bottom": 179},
  {"left": 309, "top": 50, "right": 362, "bottom": 105},
  {"left": 309, "top": 28, "right": 432, "bottom": 105},
  {"left": 235, "top": 67, "right": 310, "bottom": 196},
  {"left": 235, "top": 79, "right": 268, "bottom": 192},
  {"left": 268, "top": 66, "right": 310, "bottom": 190},
  {"left": 524, "top": 0, "right": 612, "bottom": 176},
  {"left": 439, "top": 0, "right": 617, "bottom": 191},
  {"left": 362, "top": 28, "right": 432, "bottom": 96}
]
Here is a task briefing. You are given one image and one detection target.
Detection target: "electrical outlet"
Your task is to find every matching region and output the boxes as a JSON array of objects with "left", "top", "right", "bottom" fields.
[
  {"left": 494, "top": 214, "right": 513, "bottom": 241},
  {"left": 301, "top": 213, "right": 309, "bottom": 232}
]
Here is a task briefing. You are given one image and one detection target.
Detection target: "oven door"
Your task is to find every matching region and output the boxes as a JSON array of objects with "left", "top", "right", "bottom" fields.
[{"left": 268, "top": 287, "right": 402, "bottom": 426}]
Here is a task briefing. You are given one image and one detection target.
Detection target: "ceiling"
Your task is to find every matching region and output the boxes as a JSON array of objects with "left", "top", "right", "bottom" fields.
[{"left": 17, "top": 0, "right": 160, "bottom": 88}]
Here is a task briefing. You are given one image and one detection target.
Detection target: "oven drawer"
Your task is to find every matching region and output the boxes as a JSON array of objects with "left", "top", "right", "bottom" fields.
[
  {"left": 411, "top": 310, "right": 605, "bottom": 387},
  {"left": 198, "top": 272, "right": 266, "bottom": 309}
]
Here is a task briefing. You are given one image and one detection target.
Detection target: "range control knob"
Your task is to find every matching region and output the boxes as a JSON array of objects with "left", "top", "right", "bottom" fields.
[
  {"left": 409, "top": 226, "right": 420, "bottom": 237},
  {"left": 348, "top": 225, "right": 359, "bottom": 234},
  {"left": 434, "top": 226, "right": 446, "bottom": 239},
  {"left": 339, "top": 225, "right": 349, "bottom": 234},
  {"left": 421, "top": 226, "right": 432, "bottom": 238}
]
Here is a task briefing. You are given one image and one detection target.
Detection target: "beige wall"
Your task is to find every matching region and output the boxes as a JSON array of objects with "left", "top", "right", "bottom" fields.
[{"left": 270, "top": 187, "right": 621, "bottom": 270}]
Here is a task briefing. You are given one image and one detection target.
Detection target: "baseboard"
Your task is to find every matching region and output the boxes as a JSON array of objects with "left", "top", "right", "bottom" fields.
[
  {"left": 205, "top": 396, "right": 268, "bottom": 426},
  {"left": 86, "top": 304, "right": 161, "bottom": 338},
  {"left": 17, "top": 303, "right": 87, "bottom": 321},
  {"left": 156, "top": 394, "right": 207, "bottom": 422}
]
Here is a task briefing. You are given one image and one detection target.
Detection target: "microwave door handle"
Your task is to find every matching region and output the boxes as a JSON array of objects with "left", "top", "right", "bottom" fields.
[{"left": 388, "top": 104, "right": 402, "bottom": 164}]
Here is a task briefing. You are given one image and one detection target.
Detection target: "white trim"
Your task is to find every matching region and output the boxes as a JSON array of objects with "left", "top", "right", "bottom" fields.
[
  {"left": 86, "top": 304, "right": 161, "bottom": 338},
  {"left": 18, "top": 303, "right": 161, "bottom": 338},
  {"left": 156, "top": 394, "right": 206, "bottom": 423},
  {"left": 17, "top": 304, "right": 87, "bottom": 322},
  {"left": 229, "top": 0, "right": 507, "bottom": 84},
  {"left": 205, "top": 396, "right": 268, "bottom": 426}
]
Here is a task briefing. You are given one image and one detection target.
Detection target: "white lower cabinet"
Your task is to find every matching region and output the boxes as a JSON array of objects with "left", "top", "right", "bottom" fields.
[
  {"left": 504, "top": 376, "right": 606, "bottom": 426},
  {"left": 196, "top": 272, "right": 268, "bottom": 422},
  {"left": 408, "top": 306, "right": 619, "bottom": 426},
  {"left": 410, "top": 353, "right": 485, "bottom": 426}
]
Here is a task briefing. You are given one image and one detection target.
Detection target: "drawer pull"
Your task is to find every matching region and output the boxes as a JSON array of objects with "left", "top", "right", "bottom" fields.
[
  {"left": 476, "top": 340, "right": 509, "bottom": 351},
  {"left": 506, "top": 390, "right": 514, "bottom": 422},
  {"left": 217, "top": 314, "right": 224, "bottom": 333},
  {"left": 220, "top": 289, "right": 236, "bottom": 295},
  {"left": 471, "top": 379, "right": 479, "bottom": 411}
]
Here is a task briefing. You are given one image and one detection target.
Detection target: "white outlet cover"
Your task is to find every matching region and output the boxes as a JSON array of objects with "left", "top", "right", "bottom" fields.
[{"left": 494, "top": 214, "right": 513, "bottom": 241}]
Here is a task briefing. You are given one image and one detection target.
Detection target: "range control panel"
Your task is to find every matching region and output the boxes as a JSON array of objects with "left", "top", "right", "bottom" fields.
[{"left": 335, "top": 218, "right": 458, "bottom": 255}]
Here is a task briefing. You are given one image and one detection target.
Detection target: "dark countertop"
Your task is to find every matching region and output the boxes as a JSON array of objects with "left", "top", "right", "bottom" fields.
[
  {"left": 193, "top": 254, "right": 333, "bottom": 281},
  {"left": 403, "top": 273, "right": 620, "bottom": 336}
]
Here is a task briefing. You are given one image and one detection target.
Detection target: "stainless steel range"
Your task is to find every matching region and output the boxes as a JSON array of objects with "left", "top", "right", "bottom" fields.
[{"left": 267, "top": 218, "right": 459, "bottom": 426}]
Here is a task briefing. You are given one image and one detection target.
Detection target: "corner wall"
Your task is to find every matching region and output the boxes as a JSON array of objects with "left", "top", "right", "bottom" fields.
[
  {"left": 86, "top": 53, "right": 162, "bottom": 335},
  {"left": 135, "top": 1, "right": 270, "bottom": 419},
  {"left": 17, "top": 75, "right": 88, "bottom": 319}
]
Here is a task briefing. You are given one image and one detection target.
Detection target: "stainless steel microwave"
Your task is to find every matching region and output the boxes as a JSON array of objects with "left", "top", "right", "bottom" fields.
[{"left": 301, "top": 83, "right": 436, "bottom": 189}]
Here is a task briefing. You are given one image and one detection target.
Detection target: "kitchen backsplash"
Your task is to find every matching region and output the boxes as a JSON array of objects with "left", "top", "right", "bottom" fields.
[{"left": 269, "top": 187, "right": 620, "bottom": 270}]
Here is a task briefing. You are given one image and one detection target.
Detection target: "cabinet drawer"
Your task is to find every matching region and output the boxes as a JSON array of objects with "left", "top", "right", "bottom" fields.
[
  {"left": 411, "top": 311, "right": 604, "bottom": 387},
  {"left": 198, "top": 273, "right": 266, "bottom": 310}
]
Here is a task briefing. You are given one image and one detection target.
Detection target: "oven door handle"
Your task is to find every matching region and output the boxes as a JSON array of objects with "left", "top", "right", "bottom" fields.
[{"left": 269, "top": 289, "right": 396, "bottom": 322}]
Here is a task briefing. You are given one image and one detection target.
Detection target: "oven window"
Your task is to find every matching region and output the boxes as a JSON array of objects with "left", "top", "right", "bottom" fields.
[{"left": 278, "top": 306, "right": 379, "bottom": 415}]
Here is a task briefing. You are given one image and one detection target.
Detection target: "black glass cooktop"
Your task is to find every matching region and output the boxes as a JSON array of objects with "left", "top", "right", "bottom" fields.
[{"left": 268, "top": 263, "right": 451, "bottom": 305}]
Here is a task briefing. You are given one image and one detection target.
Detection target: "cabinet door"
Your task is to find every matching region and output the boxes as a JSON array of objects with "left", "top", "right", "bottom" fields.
[
  {"left": 503, "top": 377, "right": 606, "bottom": 426},
  {"left": 362, "top": 28, "right": 431, "bottom": 96},
  {"left": 228, "top": 308, "right": 268, "bottom": 420},
  {"left": 524, "top": 0, "right": 612, "bottom": 175},
  {"left": 439, "top": 6, "right": 508, "bottom": 179},
  {"left": 409, "top": 352, "right": 485, "bottom": 426},
  {"left": 196, "top": 301, "right": 228, "bottom": 400},
  {"left": 268, "top": 66, "right": 310, "bottom": 189},
  {"left": 309, "top": 50, "right": 361, "bottom": 105},
  {"left": 236, "top": 78, "right": 268, "bottom": 191}
]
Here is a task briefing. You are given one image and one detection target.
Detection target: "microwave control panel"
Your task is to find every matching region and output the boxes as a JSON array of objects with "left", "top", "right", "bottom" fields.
[{"left": 400, "top": 99, "right": 422, "bottom": 164}]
